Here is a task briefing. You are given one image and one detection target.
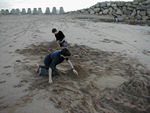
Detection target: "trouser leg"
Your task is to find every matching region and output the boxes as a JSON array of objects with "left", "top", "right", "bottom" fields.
[
  {"left": 52, "top": 67, "right": 60, "bottom": 76},
  {"left": 39, "top": 65, "right": 49, "bottom": 76}
]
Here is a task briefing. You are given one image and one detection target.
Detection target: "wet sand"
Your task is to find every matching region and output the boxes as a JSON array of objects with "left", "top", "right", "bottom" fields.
[{"left": 0, "top": 14, "right": 150, "bottom": 113}]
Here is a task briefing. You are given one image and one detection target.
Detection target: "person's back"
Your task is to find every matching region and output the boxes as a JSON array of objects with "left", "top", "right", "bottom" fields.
[
  {"left": 44, "top": 50, "right": 61, "bottom": 67},
  {"left": 55, "top": 31, "right": 65, "bottom": 42}
]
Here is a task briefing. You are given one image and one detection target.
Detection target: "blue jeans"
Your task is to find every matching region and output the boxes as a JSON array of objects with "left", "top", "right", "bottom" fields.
[
  {"left": 39, "top": 65, "right": 59, "bottom": 76},
  {"left": 60, "top": 40, "right": 68, "bottom": 47}
]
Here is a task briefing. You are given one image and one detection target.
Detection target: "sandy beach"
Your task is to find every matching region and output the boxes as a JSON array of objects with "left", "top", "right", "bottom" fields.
[{"left": 0, "top": 14, "right": 150, "bottom": 113}]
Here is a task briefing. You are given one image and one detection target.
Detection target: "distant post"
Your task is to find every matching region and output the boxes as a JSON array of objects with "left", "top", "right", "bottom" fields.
[
  {"left": 33, "top": 8, "right": 38, "bottom": 15},
  {"left": 38, "top": 8, "right": 43, "bottom": 14},
  {"left": 27, "top": 8, "right": 31, "bottom": 14},
  {"left": 59, "top": 7, "right": 65, "bottom": 14},
  {"left": 16, "top": 9, "right": 20, "bottom": 15},
  {"left": 21, "top": 8, "right": 26, "bottom": 15},
  {"left": 52, "top": 7, "right": 57, "bottom": 14},
  {"left": 45, "top": 7, "right": 50, "bottom": 14}
]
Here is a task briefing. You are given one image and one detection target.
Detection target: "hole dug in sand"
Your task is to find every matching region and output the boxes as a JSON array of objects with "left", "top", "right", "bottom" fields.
[{"left": 15, "top": 41, "right": 150, "bottom": 113}]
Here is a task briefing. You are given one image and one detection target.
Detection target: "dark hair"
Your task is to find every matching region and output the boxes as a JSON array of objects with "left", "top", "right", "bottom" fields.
[
  {"left": 60, "top": 48, "right": 71, "bottom": 56},
  {"left": 52, "top": 28, "right": 57, "bottom": 33}
]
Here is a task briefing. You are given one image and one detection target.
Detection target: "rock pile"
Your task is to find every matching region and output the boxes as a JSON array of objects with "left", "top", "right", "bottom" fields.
[{"left": 77, "top": 0, "right": 150, "bottom": 23}]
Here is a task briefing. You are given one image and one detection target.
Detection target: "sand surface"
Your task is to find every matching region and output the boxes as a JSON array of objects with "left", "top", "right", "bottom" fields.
[{"left": 0, "top": 14, "right": 150, "bottom": 113}]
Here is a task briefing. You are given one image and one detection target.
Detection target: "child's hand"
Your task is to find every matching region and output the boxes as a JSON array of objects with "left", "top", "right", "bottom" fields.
[{"left": 73, "top": 69, "right": 78, "bottom": 76}]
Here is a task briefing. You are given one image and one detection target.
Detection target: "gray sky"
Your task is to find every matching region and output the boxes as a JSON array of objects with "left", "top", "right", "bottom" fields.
[{"left": 0, "top": 0, "right": 133, "bottom": 11}]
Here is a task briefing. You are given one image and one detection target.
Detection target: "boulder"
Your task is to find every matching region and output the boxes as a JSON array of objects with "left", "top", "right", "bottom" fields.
[
  {"left": 99, "top": 11, "right": 103, "bottom": 15},
  {"left": 89, "top": 9, "right": 95, "bottom": 14},
  {"left": 133, "top": 4, "right": 138, "bottom": 8},
  {"left": 133, "top": 1, "right": 139, "bottom": 5},
  {"left": 94, "top": 8, "right": 100, "bottom": 13},
  {"left": 142, "top": 16, "right": 149, "bottom": 20},
  {"left": 106, "top": 2, "right": 111, "bottom": 7},
  {"left": 134, "top": 0, "right": 143, "bottom": 2},
  {"left": 100, "top": 2, "right": 107, "bottom": 7},
  {"left": 90, "top": 6, "right": 95, "bottom": 10},
  {"left": 127, "top": 7, "right": 134, "bottom": 11},
  {"left": 126, "top": 2, "right": 132, "bottom": 7},
  {"left": 124, "top": 10, "right": 131, "bottom": 15},
  {"left": 146, "top": 4, "right": 150, "bottom": 9},
  {"left": 80, "top": 9, "right": 85, "bottom": 13},
  {"left": 136, "top": 15, "right": 142, "bottom": 20},
  {"left": 84, "top": 11, "right": 89, "bottom": 14},
  {"left": 142, "top": 0, "right": 150, "bottom": 5},
  {"left": 111, "top": 3, "right": 117, "bottom": 7},
  {"left": 95, "top": 3, "right": 100, "bottom": 8},
  {"left": 113, "top": 6, "right": 118, "bottom": 10},
  {"left": 136, "top": 3, "right": 147, "bottom": 10},
  {"left": 147, "top": 9, "right": 150, "bottom": 16},
  {"left": 108, "top": 7, "right": 113, "bottom": 15},
  {"left": 116, "top": 8, "right": 123, "bottom": 15},
  {"left": 131, "top": 9, "right": 137, "bottom": 16},
  {"left": 117, "top": 2, "right": 123, "bottom": 7},
  {"left": 122, "top": 6, "right": 127, "bottom": 12},
  {"left": 140, "top": 11, "right": 146, "bottom": 16},
  {"left": 102, "top": 9, "right": 109, "bottom": 15},
  {"left": 137, "top": 10, "right": 140, "bottom": 15}
]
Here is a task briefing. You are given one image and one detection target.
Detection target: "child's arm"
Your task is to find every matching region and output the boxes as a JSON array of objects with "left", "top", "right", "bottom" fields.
[
  {"left": 60, "top": 37, "right": 65, "bottom": 43},
  {"left": 67, "top": 60, "right": 78, "bottom": 76},
  {"left": 49, "top": 68, "right": 53, "bottom": 84}
]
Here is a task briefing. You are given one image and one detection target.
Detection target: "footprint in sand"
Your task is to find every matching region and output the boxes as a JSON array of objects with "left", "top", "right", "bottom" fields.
[
  {"left": 3, "top": 65, "right": 11, "bottom": 69},
  {"left": 9, "top": 45, "right": 13, "bottom": 47},
  {"left": 142, "top": 50, "right": 150, "bottom": 56},
  {"left": 32, "top": 34, "right": 38, "bottom": 38},
  {"left": 14, "top": 83, "right": 24, "bottom": 88},
  {"left": 2, "top": 73, "right": 11, "bottom": 77},
  {"left": 0, "top": 80, "right": 6, "bottom": 84},
  {"left": 14, "top": 80, "right": 29, "bottom": 88},
  {"left": 101, "top": 39, "right": 122, "bottom": 44}
]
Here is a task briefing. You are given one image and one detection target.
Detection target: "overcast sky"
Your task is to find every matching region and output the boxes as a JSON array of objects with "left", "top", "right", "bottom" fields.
[{"left": 0, "top": 0, "right": 133, "bottom": 12}]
